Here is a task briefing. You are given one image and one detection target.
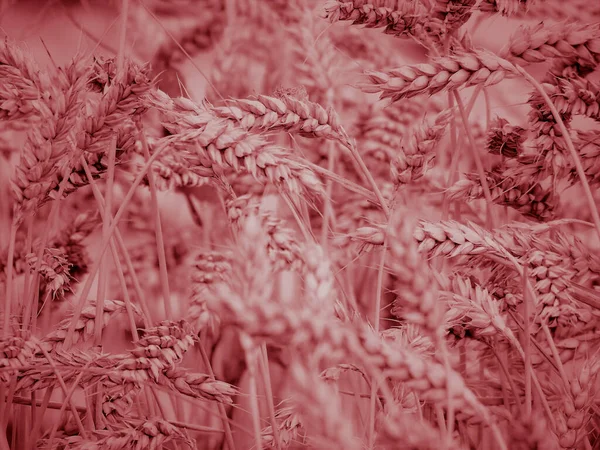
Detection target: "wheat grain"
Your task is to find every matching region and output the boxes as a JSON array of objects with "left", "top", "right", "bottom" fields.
[
  {"left": 535, "top": 78, "right": 600, "bottom": 122},
  {"left": 390, "top": 109, "right": 452, "bottom": 185},
  {"left": 323, "top": 0, "right": 444, "bottom": 44},
  {"left": 485, "top": 117, "right": 526, "bottom": 158},
  {"left": 213, "top": 94, "right": 352, "bottom": 147},
  {"left": 414, "top": 219, "right": 513, "bottom": 260},
  {"left": 0, "top": 38, "right": 51, "bottom": 122},
  {"left": 52, "top": 418, "right": 194, "bottom": 449},
  {"left": 388, "top": 213, "right": 445, "bottom": 338},
  {"left": 0, "top": 329, "right": 37, "bottom": 383},
  {"left": 505, "top": 21, "right": 600, "bottom": 69},
  {"left": 146, "top": 91, "right": 324, "bottom": 196},
  {"left": 261, "top": 403, "right": 305, "bottom": 449},
  {"left": 478, "top": 0, "right": 529, "bottom": 16},
  {"left": 448, "top": 169, "right": 557, "bottom": 221},
  {"left": 226, "top": 195, "right": 305, "bottom": 271},
  {"left": 360, "top": 49, "right": 518, "bottom": 101},
  {"left": 11, "top": 57, "right": 90, "bottom": 218},
  {"left": 556, "top": 361, "right": 599, "bottom": 448},
  {"left": 290, "top": 362, "right": 361, "bottom": 450},
  {"left": 42, "top": 300, "right": 142, "bottom": 351},
  {"left": 441, "top": 275, "right": 517, "bottom": 343}
]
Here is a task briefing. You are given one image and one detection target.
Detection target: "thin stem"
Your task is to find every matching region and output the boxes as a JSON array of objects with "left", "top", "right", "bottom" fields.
[
  {"left": 28, "top": 391, "right": 36, "bottom": 450},
  {"left": 95, "top": 136, "right": 117, "bottom": 346},
  {"left": 0, "top": 430, "right": 7, "bottom": 450},
  {"left": 443, "top": 84, "right": 484, "bottom": 217},
  {"left": 491, "top": 346, "right": 522, "bottom": 408},
  {"left": 80, "top": 157, "right": 141, "bottom": 340},
  {"left": 304, "top": 160, "right": 379, "bottom": 205},
  {"left": 116, "top": 0, "right": 129, "bottom": 75},
  {"left": 259, "top": 345, "right": 282, "bottom": 450},
  {"left": 541, "top": 323, "right": 570, "bottom": 388},
  {"left": 2, "top": 218, "right": 17, "bottom": 337},
  {"left": 21, "top": 218, "right": 33, "bottom": 327},
  {"left": 32, "top": 388, "right": 54, "bottom": 443},
  {"left": 505, "top": 311, "right": 557, "bottom": 431},
  {"left": 442, "top": 92, "right": 458, "bottom": 221},
  {"left": 522, "top": 266, "right": 532, "bottom": 418},
  {"left": 47, "top": 360, "right": 94, "bottom": 447},
  {"left": 368, "top": 243, "right": 387, "bottom": 449},
  {"left": 37, "top": 346, "right": 87, "bottom": 438},
  {"left": 347, "top": 141, "right": 390, "bottom": 218},
  {"left": 244, "top": 342, "right": 264, "bottom": 450},
  {"left": 198, "top": 332, "right": 236, "bottom": 450},
  {"left": 63, "top": 141, "right": 169, "bottom": 347},
  {"left": 23, "top": 172, "right": 72, "bottom": 331},
  {"left": 140, "top": 130, "right": 172, "bottom": 318},
  {"left": 184, "top": 191, "right": 204, "bottom": 227},
  {"left": 439, "top": 340, "right": 455, "bottom": 448},
  {"left": 321, "top": 141, "right": 336, "bottom": 247},
  {"left": 454, "top": 91, "right": 496, "bottom": 229},
  {"left": 0, "top": 378, "right": 16, "bottom": 435}
]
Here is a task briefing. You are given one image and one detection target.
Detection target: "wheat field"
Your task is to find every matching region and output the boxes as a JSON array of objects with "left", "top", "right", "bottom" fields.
[{"left": 1, "top": 0, "right": 600, "bottom": 449}]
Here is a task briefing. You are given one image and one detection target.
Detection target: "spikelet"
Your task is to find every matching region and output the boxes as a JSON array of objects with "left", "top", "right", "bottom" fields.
[{"left": 360, "top": 49, "right": 518, "bottom": 101}]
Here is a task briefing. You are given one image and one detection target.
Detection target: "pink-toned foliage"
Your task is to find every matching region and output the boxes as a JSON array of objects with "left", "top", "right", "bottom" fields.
[{"left": 1, "top": 0, "right": 600, "bottom": 449}]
